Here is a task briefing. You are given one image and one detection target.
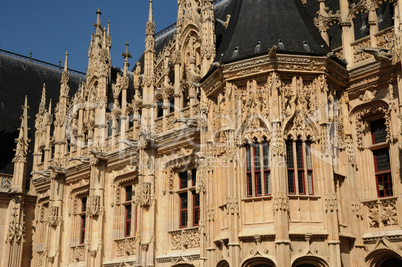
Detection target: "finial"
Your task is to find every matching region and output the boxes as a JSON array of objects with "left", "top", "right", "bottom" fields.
[
  {"left": 107, "top": 21, "right": 110, "bottom": 36},
  {"left": 64, "top": 51, "right": 68, "bottom": 71}
]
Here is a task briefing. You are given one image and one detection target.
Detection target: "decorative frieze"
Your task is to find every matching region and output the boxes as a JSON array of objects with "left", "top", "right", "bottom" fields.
[
  {"left": 169, "top": 228, "right": 200, "bottom": 250},
  {"left": 71, "top": 245, "right": 85, "bottom": 262},
  {"left": 115, "top": 237, "right": 137, "bottom": 257},
  {"left": 364, "top": 198, "right": 398, "bottom": 228}
]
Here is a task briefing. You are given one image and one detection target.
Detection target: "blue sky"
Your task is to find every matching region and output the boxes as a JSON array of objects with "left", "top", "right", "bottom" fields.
[{"left": 1, "top": 0, "right": 178, "bottom": 72}]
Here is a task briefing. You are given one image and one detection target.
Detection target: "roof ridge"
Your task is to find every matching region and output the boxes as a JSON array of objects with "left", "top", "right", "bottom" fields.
[{"left": 0, "top": 48, "right": 86, "bottom": 77}]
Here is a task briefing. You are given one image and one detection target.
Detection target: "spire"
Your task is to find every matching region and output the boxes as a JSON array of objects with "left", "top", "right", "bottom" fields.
[
  {"left": 60, "top": 52, "right": 70, "bottom": 97},
  {"left": 146, "top": 0, "right": 155, "bottom": 36},
  {"left": 13, "top": 96, "right": 29, "bottom": 165},
  {"left": 122, "top": 41, "right": 132, "bottom": 76},
  {"left": 64, "top": 51, "right": 68, "bottom": 72},
  {"left": 94, "top": 8, "right": 102, "bottom": 36},
  {"left": 107, "top": 21, "right": 110, "bottom": 36},
  {"left": 148, "top": 0, "right": 153, "bottom": 23},
  {"left": 39, "top": 83, "right": 46, "bottom": 114}
]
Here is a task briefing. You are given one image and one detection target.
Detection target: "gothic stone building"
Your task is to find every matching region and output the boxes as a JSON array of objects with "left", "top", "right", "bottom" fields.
[{"left": 1, "top": 0, "right": 402, "bottom": 266}]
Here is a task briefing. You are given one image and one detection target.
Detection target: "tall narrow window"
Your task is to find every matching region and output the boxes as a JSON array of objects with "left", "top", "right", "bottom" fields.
[
  {"left": 180, "top": 171, "right": 188, "bottom": 189},
  {"left": 80, "top": 197, "right": 87, "bottom": 244},
  {"left": 254, "top": 145, "right": 262, "bottom": 196},
  {"left": 287, "top": 139, "right": 314, "bottom": 195},
  {"left": 245, "top": 142, "right": 271, "bottom": 197},
  {"left": 193, "top": 192, "right": 200, "bottom": 226},
  {"left": 306, "top": 142, "right": 314, "bottom": 195},
  {"left": 246, "top": 144, "right": 253, "bottom": 197},
  {"left": 124, "top": 185, "right": 133, "bottom": 237},
  {"left": 296, "top": 141, "right": 305, "bottom": 195},
  {"left": 180, "top": 193, "right": 188, "bottom": 228},
  {"left": 263, "top": 142, "right": 271, "bottom": 195},
  {"left": 287, "top": 141, "right": 296, "bottom": 194},
  {"left": 371, "top": 119, "right": 392, "bottom": 197},
  {"left": 177, "top": 168, "right": 199, "bottom": 228},
  {"left": 157, "top": 99, "right": 163, "bottom": 118}
]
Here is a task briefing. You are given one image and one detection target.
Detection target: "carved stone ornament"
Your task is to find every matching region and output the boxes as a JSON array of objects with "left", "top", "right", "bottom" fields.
[
  {"left": 367, "top": 201, "right": 379, "bottom": 228},
  {"left": 381, "top": 199, "right": 398, "bottom": 226},
  {"left": 48, "top": 206, "right": 59, "bottom": 226},
  {"left": 274, "top": 196, "right": 289, "bottom": 212},
  {"left": 71, "top": 245, "right": 85, "bottom": 262},
  {"left": 170, "top": 228, "right": 200, "bottom": 250},
  {"left": 325, "top": 198, "right": 338, "bottom": 213},
  {"left": 137, "top": 182, "right": 152, "bottom": 206},
  {"left": 399, "top": 114, "right": 402, "bottom": 150},
  {"left": 164, "top": 167, "right": 174, "bottom": 194},
  {"left": 196, "top": 159, "right": 207, "bottom": 194},
  {"left": 271, "top": 121, "right": 286, "bottom": 157},
  {"left": 355, "top": 105, "right": 390, "bottom": 150},
  {"left": 116, "top": 237, "right": 137, "bottom": 257},
  {"left": 226, "top": 196, "right": 239, "bottom": 215},
  {"left": 89, "top": 195, "right": 101, "bottom": 217},
  {"left": 7, "top": 219, "right": 25, "bottom": 245}
]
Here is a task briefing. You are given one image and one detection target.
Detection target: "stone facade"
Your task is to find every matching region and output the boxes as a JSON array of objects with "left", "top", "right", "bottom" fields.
[{"left": 1, "top": 0, "right": 402, "bottom": 266}]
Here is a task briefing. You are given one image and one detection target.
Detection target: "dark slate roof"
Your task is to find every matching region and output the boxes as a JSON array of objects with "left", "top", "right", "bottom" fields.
[
  {"left": 215, "top": 0, "right": 330, "bottom": 63},
  {"left": 0, "top": 51, "right": 84, "bottom": 174}
]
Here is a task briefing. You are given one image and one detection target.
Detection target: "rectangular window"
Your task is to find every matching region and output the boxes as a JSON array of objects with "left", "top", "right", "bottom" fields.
[
  {"left": 254, "top": 145, "right": 262, "bottom": 196},
  {"left": 179, "top": 193, "right": 188, "bottom": 228},
  {"left": 193, "top": 192, "right": 200, "bottom": 226},
  {"left": 306, "top": 142, "right": 314, "bottom": 195},
  {"left": 296, "top": 141, "right": 305, "bottom": 195},
  {"left": 371, "top": 119, "right": 387, "bottom": 144},
  {"left": 125, "top": 205, "right": 132, "bottom": 237},
  {"left": 192, "top": 168, "right": 197, "bottom": 187},
  {"left": 80, "top": 215, "right": 86, "bottom": 244},
  {"left": 373, "top": 148, "right": 393, "bottom": 197},
  {"left": 246, "top": 145, "right": 253, "bottom": 197},
  {"left": 263, "top": 142, "right": 271, "bottom": 195},
  {"left": 180, "top": 171, "right": 188, "bottom": 189},
  {"left": 81, "top": 197, "right": 87, "bottom": 212},
  {"left": 287, "top": 141, "right": 296, "bottom": 194},
  {"left": 126, "top": 185, "right": 132, "bottom": 202}
]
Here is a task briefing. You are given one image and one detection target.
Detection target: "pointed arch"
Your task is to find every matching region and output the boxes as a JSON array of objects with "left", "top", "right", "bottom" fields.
[
  {"left": 217, "top": 259, "right": 229, "bottom": 267},
  {"left": 365, "top": 248, "right": 402, "bottom": 267},
  {"left": 284, "top": 109, "right": 319, "bottom": 142},
  {"left": 241, "top": 255, "right": 276, "bottom": 267},
  {"left": 236, "top": 114, "right": 271, "bottom": 144},
  {"left": 291, "top": 255, "right": 329, "bottom": 267}
]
